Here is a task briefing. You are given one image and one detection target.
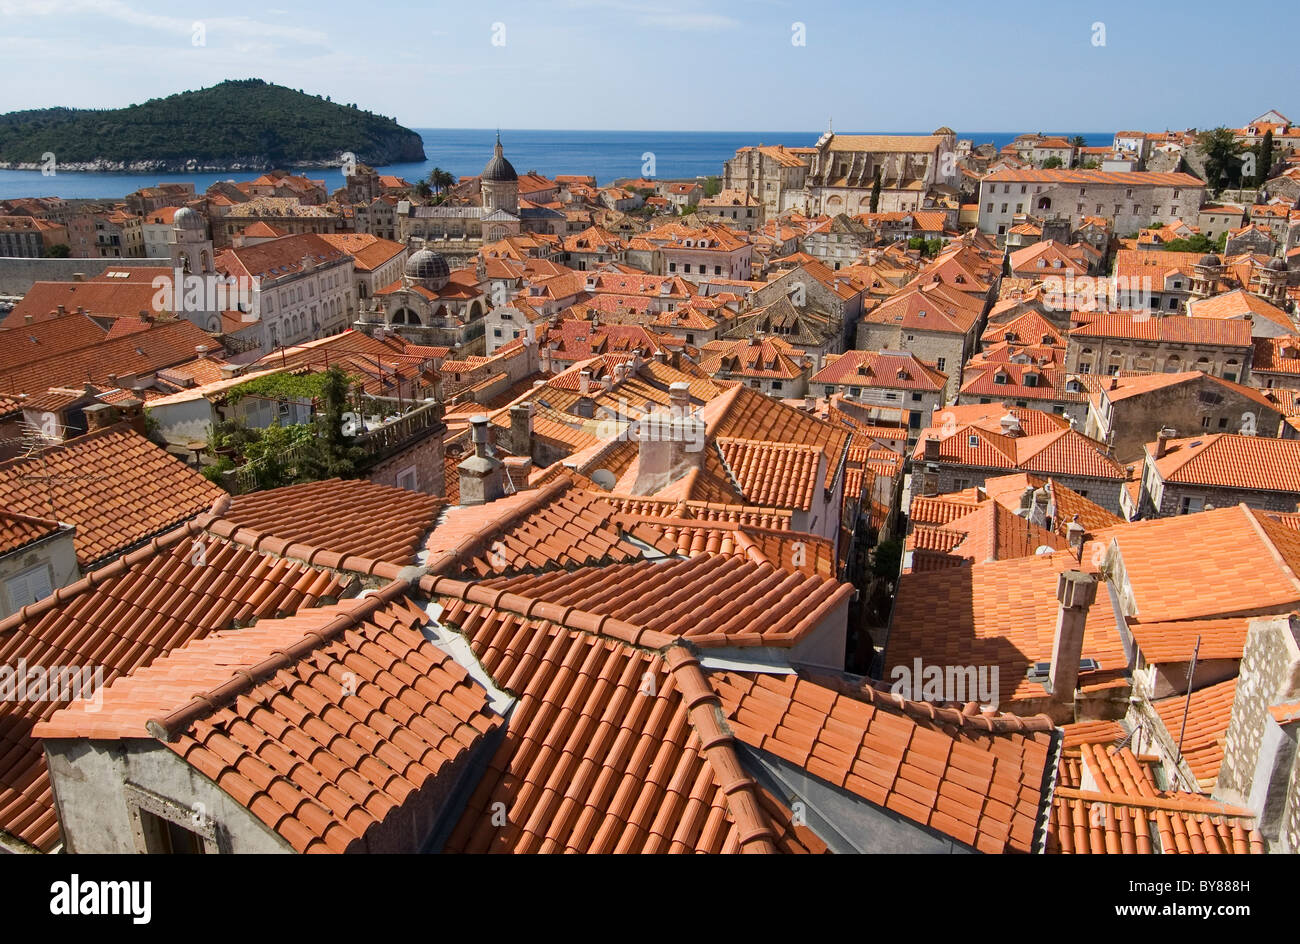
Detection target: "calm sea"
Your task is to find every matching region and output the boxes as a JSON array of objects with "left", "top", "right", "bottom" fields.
[{"left": 0, "top": 129, "right": 1114, "bottom": 200}]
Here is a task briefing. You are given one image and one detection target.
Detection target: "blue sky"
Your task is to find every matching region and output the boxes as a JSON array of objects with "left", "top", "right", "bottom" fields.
[{"left": 2, "top": 0, "right": 1296, "bottom": 132}]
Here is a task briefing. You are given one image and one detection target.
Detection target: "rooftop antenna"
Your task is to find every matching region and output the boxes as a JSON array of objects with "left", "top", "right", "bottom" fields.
[
  {"left": 1173, "top": 635, "right": 1202, "bottom": 790},
  {"left": 11, "top": 419, "right": 110, "bottom": 519}
]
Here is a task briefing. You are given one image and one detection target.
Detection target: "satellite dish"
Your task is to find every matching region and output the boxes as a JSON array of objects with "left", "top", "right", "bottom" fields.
[
  {"left": 1034, "top": 545, "right": 1056, "bottom": 555},
  {"left": 591, "top": 469, "right": 616, "bottom": 491}
]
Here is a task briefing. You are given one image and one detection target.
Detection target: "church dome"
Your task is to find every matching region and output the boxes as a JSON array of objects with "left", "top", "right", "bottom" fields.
[
  {"left": 1197, "top": 254, "right": 1222, "bottom": 267},
  {"left": 173, "top": 207, "right": 204, "bottom": 231},
  {"left": 1266, "top": 257, "right": 1288, "bottom": 271},
  {"left": 482, "top": 134, "right": 518, "bottom": 183},
  {"left": 405, "top": 248, "right": 449, "bottom": 283}
]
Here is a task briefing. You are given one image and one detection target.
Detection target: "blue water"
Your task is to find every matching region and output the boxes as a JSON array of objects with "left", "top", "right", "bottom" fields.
[{"left": 0, "top": 129, "right": 1114, "bottom": 200}]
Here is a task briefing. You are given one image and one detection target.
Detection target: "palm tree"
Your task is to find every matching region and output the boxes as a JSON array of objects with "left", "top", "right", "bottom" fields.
[{"left": 427, "top": 167, "right": 455, "bottom": 195}]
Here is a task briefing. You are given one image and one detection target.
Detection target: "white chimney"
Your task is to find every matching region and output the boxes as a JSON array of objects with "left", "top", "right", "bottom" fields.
[{"left": 579, "top": 369, "right": 591, "bottom": 396}]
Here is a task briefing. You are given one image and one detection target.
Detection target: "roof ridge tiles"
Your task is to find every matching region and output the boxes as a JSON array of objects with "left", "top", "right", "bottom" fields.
[
  {"left": 1052, "top": 786, "right": 1255, "bottom": 818},
  {"left": 145, "top": 579, "right": 415, "bottom": 742},
  {"left": 0, "top": 515, "right": 206, "bottom": 636},
  {"left": 662, "top": 645, "right": 778, "bottom": 853},
  {"left": 420, "top": 573, "right": 676, "bottom": 650}
]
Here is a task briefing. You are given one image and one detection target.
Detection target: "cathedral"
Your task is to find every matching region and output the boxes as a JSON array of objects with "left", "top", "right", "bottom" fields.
[{"left": 395, "top": 134, "right": 524, "bottom": 263}]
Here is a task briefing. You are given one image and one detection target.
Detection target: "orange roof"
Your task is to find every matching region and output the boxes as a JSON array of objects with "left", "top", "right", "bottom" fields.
[
  {"left": 316, "top": 233, "right": 405, "bottom": 271},
  {"left": 1187, "top": 289, "right": 1295, "bottom": 333},
  {"left": 888, "top": 554, "right": 1124, "bottom": 705},
  {"left": 1071, "top": 313, "right": 1252, "bottom": 347},
  {"left": 1152, "top": 678, "right": 1238, "bottom": 789},
  {"left": 1098, "top": 505, "right": 1300, "bottom": 622},
  {"left": 0, "top": 525, "right": 349, "bottom": 850},
  {"left": 716, "top": 438, "right": 822, "bottom": 511},
  {"left": 713, "top": 672, "right": 1055, "bottom": 853},
  {"left": 1148, "top": 433, "right": 1300, "bottom": 494},
  {"left": 811, "top": 349, "right": 946, "bottom": 390},
  {"left": 0, "top": 426, "right": 223, "bottom": 567},
  {"left": 0, "top": 509, "right": 62, "bottom": 556},
  {"left": 222, "top": 478, "right": 444, "bottom": 566},
  {"left": 36, "top": 591, "right": 503, "bottom": 853},
  {"left": 474, "top": 553, "right": 852, "bottom": 650}
]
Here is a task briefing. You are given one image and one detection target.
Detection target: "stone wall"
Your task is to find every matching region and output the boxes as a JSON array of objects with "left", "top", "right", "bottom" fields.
[
  {"left": 856, "top": 323, "right": 969, "bottom": 401},
  {"left": 0, "top": 256, "right": 168, "bottom": 296},
  {"left": 366, "top": 430, "right": 445, "bottom": 497},
  {"left": 1214, "top": 615, "right": 1300, "bottom": 853}
]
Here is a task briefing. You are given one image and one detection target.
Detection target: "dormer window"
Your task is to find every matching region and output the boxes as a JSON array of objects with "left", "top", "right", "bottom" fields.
[
  {"left": 994, "top": 372, "right": 1009, "bottom": 385},
  {"left": 968, "top": 435, "right": 979, "bottom": 447}
]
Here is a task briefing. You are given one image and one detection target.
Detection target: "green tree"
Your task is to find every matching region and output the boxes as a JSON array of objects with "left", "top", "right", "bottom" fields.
[
  {"left": 415, "top": 180, "right": 432, "bottom": 199},
  {"left": 702, "top": 176, "right": 722, "bottom": 198},
  {"left": 1198, "top": 127, "right": 1245, "bottom": 192},
  {"left": 296, "top": 365, "right": 366, "bottom": 480},
  {"left": 42, "top": 243, "right": 71, "bottom": 258},
  {"left": 427, "top": 167, "right": 455, "bottom": 195},
  {"left": 1161, "top": 234, "right": 1215, "bottom": 253},
  {"left": 1069, "top": 135, "right": 1087, "bottom": 148},
  {"left": 869, "top": 168, "right": 882, "bottom": 213},
  {"left": 1256, "top": 129, "right": 1274, "bottom": 186},
  {"left": 1041, "top": 156, "right": 1064, "bottom": 169}
]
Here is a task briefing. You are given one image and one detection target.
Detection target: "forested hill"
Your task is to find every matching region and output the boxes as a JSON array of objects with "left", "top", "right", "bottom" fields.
[{"left": 0, "top": 79, "right": 426, "bottom": 170}]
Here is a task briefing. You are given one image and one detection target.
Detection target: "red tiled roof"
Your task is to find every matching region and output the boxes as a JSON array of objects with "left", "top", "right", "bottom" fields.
[
  {"left": 713, "top": 672, "right": 1055, "bottom": 853},
  {"left": 1070, "top": 313, "right": 1252, "bottom": 347},
  {"left": 0, "top": 510, "right": 61, "bottom": 556},
  {"left": 0, "top": 426, "right": 223, "bottom": 568},
  {"left": 1152, "top": 678, "right": 1238, "bottom": 790},
  {"left": 811, "top": 350, "right": 946, "bottom": 390},
  {"left": 1148, "top": 433, "right": 1300, "bottom": 494},
  {"left": 475, "top": 553, "right": 853, "bottom": 650},
  {"left": 716, "top": 438, "right": 821, "bottom": 511},
  {"left": 888, "top": 554, "right": 1124, "bottom": 705},
  {"left": 223, "top": 478, "right": 445, "bottom": 566},
  {"left": 36, "top": 591, "right": 502, "bottom": 853},
  {"left": 0, "top": 525, "right": 349, "bottom": 851},
  {"left": 426, "top": 476, "right": 676, "bottom": 577}
]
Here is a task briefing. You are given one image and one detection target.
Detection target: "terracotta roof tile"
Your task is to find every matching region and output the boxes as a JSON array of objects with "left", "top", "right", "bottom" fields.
[
  {"left": 223, "top": 478, "right": 444, "bottom": 566},
  {"left": 36, "top": 592, "right": 501, "bottom": 853},
  {"left": 1152, "top": 678, "right": 1237, "bottom": 790},
  {"left": 0, "top": 528, "right": 348, "bottom": 850},
  {"left": 0, "top": 426, "right": 224, "bottom": 568},
  {"left": 714, "top": 671, "right": 1055, "bottom": 852}
]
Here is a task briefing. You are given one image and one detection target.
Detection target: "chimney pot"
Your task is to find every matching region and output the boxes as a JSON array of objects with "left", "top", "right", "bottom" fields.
[{"left": 1154, "top": 426, "right": 1176, "bottom": 459}]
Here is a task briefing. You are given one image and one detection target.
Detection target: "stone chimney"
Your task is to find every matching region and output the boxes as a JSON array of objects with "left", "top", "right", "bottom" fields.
[
  {"left": 804, "top": 394, "right": 816, "bottom": 412},
  {"left": 669, "top": 381, "right": 691, "bottom": 416},
  {"left": 1018, "top": 485, "right": 1035, "bottom": 513},
  {"left": 999, "top": 412, "right": 1023, "bottom": 437},
  {"left": 1048, "top": 570, "right": 1098, "bottom": 707},
  {"left": 1154, "top": 426, "right": 1176, "bottom": 459},
  {"left": 510, "top": 402, "right": 533, "bottom": 459},
  {"left": 83, "top": 402, "right": 118, "bottom": 432},
  {"left": 1066, "top": 517, "right": 1086, "bottom": 559},
  {"left": 72, "top": 272, "right": 84, "bottom": 282},
  {"left": 579, "top": 369, "right": 591, "bottom": 396},
  {"left": 922, "top": 436, "right": 941, "bottom": 462},
  {"left": 631, "top": 409, "right": 706, "bottom": 496},
  {"left": 457, "top": 415, "right": 505, "bottom": 505},
  {"left": 116, "top": 396, "right": 146, "bottom": 436}
]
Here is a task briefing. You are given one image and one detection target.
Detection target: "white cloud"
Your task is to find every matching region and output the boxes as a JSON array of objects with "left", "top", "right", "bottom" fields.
[{"left": 0, "top": 0, "right": 331, "bottom": 47}]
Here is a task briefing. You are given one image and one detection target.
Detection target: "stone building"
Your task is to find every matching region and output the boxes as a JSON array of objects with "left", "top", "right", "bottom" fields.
[
  {"left": 1214, "top": 614, "right": 1300, "bottom": 854},
  {"left": 1066, "top": 313, "right": 1254, "bottom": 381},
  {"left": 977, "top": 169, "right": 1206, "bottom": 241},
  {"left": 1138, "top": 432, "right": 1300, "bottom": 516},
  {"left": 722, "top": 144, "right": 813, "bottom": 215},
  {"left": 810, "top": 350, "right": 947, "bottom": 444},
  {"left": 804, "top": 130, "right": 959, "bottom": 215},
  {"left": 369, "top": 250, "right": 488, "bottom": 349},
  {"left": 856, "top": 281, "right": 984, "bottom": 401},
  {"left": 912, "top": 405, "right": 1126, "bottom": 510},
  {"left": 1084, "top": 371, "right": 1284, "bottom": 464}
]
